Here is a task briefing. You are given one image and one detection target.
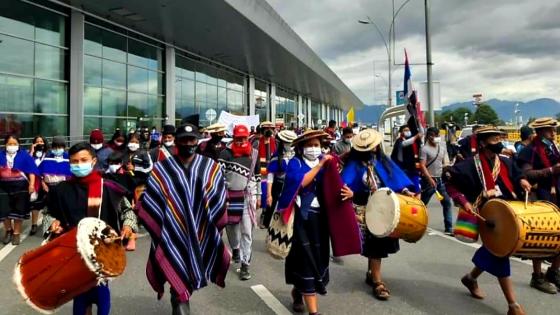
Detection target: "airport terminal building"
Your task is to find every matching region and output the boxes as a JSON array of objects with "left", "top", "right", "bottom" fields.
[{"left": 0, "top": 0, "right": 363, "bottom": 140}]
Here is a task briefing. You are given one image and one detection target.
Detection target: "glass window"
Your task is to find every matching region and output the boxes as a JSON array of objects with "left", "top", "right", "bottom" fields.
[
  {"left": 0, "top": 34, "right": 34, "bottom": 76},
  {"left": 102, "top": 59, "right": 126, "bottom": 90},
  {"left": 0, "top": 74, "right": 33, "bottom": 113},
  {"left": 84, "top": 86, "right": 101, "bottom": 115},
  {"left": 34, "top": 80, "right": 67, "bottom": 114},
  {"left": 84, "top": 55, "right": 102, "bottom": 86},
  {"left": 0, "top": 1, "right": 34, "bottom": 40},
  {"left": 34, "top": 10, "right": 65, "bottom": 47},
  {"left": 101, "top": 30, "right": 126, "bottom": 63},
  {"left": 127, "top": 65, "right": 148, "bottom": 93},
  {"left": 148, "top": 71, "right": 162, "bottom": 95},
  {"left": 101, "top": 88, "right": 126, "bottom": 117},
  {"left": 128, "top": 39, "right": 161, "bottom": 70},
  {"left": 0, "top": 113, "right": 67, "bottom": 139},
  {"left": 84, "top": 24, "right": 102, "bottom": 57},
  {"left": 35, "top": 44, "right": 65, "bottom": 80},
  {"left": 127, "top": 91, "right": 148, "bottom": 117}
]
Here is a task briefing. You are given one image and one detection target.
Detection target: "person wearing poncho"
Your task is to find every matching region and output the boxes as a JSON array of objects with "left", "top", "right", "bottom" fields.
[
  {"left": 517, "top": 117, "right": 560, "bottom": 294},
  {"left": 444, "top": 125, "right": 530, "bottom": 315},
  {"left": 137, "top": 122, "right": 230, "bottom": 315}
]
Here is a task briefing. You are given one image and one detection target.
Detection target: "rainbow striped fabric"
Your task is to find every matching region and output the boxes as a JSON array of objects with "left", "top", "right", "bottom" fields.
[{"left": 454, "top": 209, "right": 479, "bottom": 243}]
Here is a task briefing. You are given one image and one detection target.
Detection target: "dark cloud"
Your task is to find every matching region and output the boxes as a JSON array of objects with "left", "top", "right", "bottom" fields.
[{"left": 267, "top": 0, "right": 560, "bottom": 104}]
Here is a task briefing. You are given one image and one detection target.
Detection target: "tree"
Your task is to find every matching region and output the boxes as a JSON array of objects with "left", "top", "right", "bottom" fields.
[
  {"left": 472, "top": 103, "right": 500, "bottom": 125},
  {"left": 436, "top": 107, "right": 473, "bottom": 127}
]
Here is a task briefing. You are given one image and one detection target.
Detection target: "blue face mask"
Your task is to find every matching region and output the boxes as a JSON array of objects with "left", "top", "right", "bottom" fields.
[
  {"left": 70, "top": 163, "right": 94, "bottom": 177},
  {"left": 52, "top": 149, "right": 64, "bottom": 157}
]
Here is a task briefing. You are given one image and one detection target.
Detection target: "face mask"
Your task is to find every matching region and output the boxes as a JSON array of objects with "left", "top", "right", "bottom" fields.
[
  {"left": 344, "top": 138, "right": 352, "bottom": 144},
  {"left": 70, "top": 163, "right": 94, "bottom": 177},
  {"left": 6, "top": 145, "right": 18, "bottom": 154},
  {"left": 264, "top": 130, "right": 273, "bottom": 137},
  {"left": 52, "top": 149, "right": 64, "bottom": 157},
  {"left": 178, "top": 144, "right": 197, "bottom": 159},
  {"left": 403, "top": 131, "right": 412, "bottom": 138},
  {"left": 114, "top": 141, "right": 124, "bottom": 147},
  {"left": 128, "top": 143, "right": 140, "bottom": 152},
  {"left": 35, "top": 151, "right": 44, "bottom": 158},
  {"left": 163, "top": 141, "right": 174, "bottom": 147},
  {"left": 91, "top": 143, "right": 103, "bottom": 151},
  {"left": 211, "top": 135, "right": 224, "bottom": 142},
  {"left": 433, "top": 137, "right": 441, "bottom": 144},
  {"left": 108, "top": 164, "right": 121, "bottom": 174},
  {"left": 487, "top": 142, "right": 504, "bottom": 154},
  {"left": 303, "top": 147, "right": 322, "bottom": 161}
]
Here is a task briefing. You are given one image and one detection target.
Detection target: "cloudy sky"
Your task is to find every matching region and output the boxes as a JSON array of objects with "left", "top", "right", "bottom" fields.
[{"left": 267, "top": 0, "right": 560, "bottom": 106}]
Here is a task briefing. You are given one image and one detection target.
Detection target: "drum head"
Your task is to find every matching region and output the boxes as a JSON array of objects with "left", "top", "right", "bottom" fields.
[
  {"left": 366, "top": 188, "right": 400, "bottom": 237},
  {"left": 479, "top": 199, "right": 519, "bottom": 257}
]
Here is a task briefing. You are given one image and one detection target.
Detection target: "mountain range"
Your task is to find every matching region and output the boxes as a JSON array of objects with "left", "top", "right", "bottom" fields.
[{"left": 355, "top": 98, "right": 560, "bottom": 125}]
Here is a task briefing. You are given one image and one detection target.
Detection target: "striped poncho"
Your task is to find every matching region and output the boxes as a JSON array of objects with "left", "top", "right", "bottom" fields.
[{"left": 137, "top": 154, "right": 230, "bottom": 302}]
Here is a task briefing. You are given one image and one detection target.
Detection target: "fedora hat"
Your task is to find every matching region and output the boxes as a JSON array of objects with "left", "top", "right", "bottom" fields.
[
  {"left": 352, "top": 129, "right": 383, "bottom": 152},
  {"left": 529, "top": 117, "right": 559, "bottom": 129},
  {"left": 277, "top": 130, "right": 297, "bottom": 143},
  {"left": 292, "top": 130, "right": 328, "bottom": 146},
  {"left": 474, "top": 125, "right": 505, "bottom": 136},
  {"left": 204, "top": 123, "right": 227, "bottom": 134},
  {"left": 260, "top": 121, "right": 275, "bottom": 128}
]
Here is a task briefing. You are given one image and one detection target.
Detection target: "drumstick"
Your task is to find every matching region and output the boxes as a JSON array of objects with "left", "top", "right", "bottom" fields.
[
  {"left": 467, "top": 209, "right": 496, "bottom": 228},
  {"left": 525, "top": 191, "right": 529, "bottom": 209}
]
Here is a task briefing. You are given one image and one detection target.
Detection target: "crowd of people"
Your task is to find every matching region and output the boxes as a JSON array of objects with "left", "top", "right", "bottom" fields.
[{"left": 3, "top": 115, "right": 560, "bottom": 315}]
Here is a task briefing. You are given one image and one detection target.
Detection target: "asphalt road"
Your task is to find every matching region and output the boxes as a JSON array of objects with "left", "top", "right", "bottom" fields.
[{"left": 1, "top": 200, "right": 559, "bottom": 315}]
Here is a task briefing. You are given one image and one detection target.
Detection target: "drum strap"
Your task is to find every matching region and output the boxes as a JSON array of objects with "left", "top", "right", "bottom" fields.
[{"left": 474, "top": 154, "right": 516, "bottom": 208}]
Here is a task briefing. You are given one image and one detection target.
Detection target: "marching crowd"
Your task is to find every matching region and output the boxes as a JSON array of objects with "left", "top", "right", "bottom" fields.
[{"left": 2, "top": 114, "right": 560, "bottom": 315}]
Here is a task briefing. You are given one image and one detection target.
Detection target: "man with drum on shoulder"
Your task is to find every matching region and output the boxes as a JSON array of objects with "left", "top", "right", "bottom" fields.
[
  {"left": 340, "top": 129, "right": 415, "bottom": 301},
  {"left": 517, "top": 117, "right": 560, "bottom": 294},
  {"left": 444, "top": 126, "right": 531, "bottom": 315},
  {"left": 47, "top": 142, "right": 138, "bottom": 315}
]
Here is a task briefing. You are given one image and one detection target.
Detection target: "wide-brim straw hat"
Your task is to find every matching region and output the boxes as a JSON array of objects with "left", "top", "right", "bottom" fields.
[
  {"left": 204, "top": 123, "right": 227, "bottom": 134},
  {"left": 475, "top": 125, "right": 505, "bottom": 136},
  {"left": 529, "top": 117, "right": 559, "bottom": 129},
  {"left": 352, "top": 129, "right": 383, "bottom": 152},
  {"left": 292, "top": 130, "right": 329, "bottom": 146},
  {"left": 260, "top": 121, "right": 275, "bottom": 128},
  {"left": 277, "top": 130, "right": 297, "bottom": 143}
]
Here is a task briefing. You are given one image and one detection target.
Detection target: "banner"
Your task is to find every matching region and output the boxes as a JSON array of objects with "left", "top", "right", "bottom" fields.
[
  {"left": 217, "top": 111, "right": 260, "bottom": 135},
  {"left": 346, "top": 107, "right": 355, "bottom": 124}
]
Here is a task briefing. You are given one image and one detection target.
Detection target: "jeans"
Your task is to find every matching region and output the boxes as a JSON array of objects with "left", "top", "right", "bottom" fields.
[
  {"left": 73, "top": 284, "right": 110, "bottom": 315},
  {"left": 421, "top": 177, "right": 453, "bottom": 232},
  {"left": 226, "top": 195, "right": 255, "bottom": 265}
]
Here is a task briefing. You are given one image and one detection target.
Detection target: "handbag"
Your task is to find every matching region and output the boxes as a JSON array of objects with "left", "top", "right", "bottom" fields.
[
  {"left": 454, "top": 208, "right": 479, "bottom": 243},
  {"left": 265, "top": 207, "right": 294, "bottom": 259}
]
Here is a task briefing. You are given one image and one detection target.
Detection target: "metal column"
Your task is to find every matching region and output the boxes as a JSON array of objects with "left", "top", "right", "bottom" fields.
[
  {"left": 165, "top": 46, "right": 176, "bottom": 125},
  {"left": 69, "top": 10, "right": 85, "bottom": 140},
  {"left": 248, "top": 76, "right": 256, "bottom": 115}
]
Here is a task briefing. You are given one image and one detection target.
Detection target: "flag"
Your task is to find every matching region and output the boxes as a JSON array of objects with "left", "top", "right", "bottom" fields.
[
  {"left": 403, "top": 49, "right": 426, "bottom": 131},
  {"left": 346, "top": 107, "right": 355, "bottom": 124}
]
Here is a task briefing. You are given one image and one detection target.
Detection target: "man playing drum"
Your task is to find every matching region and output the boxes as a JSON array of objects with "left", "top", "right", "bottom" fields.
[
  {"left": 517, "top": 117, "right": 560, "bottom": 293},
  {"left": 444, "top": 126, "right": 531, "bottom": 315},
  {"left": 340, "top": 129, "right": 415, "bottom": 301},
  {"left": 47, "top": 142, "right": 138, "bottom": 315}
]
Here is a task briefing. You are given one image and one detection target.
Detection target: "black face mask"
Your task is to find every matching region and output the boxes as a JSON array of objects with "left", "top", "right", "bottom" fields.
[
  {"left": 177, "top": 144, "right": 197, "bottom": 159},
  {"left": 486, "top": 142, "right": 504, "bottom": 154},
  {"left": 35, "top": 144, "right": 45, "bottom": 152},
  {"left": 264, "top": 130, "right": 273, "bottom": 137},
  {"left": 211, "top": 135, "right": 224, "bottom": 142}
]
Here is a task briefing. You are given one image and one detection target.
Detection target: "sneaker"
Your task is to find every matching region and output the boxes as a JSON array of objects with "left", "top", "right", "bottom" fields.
[
  {"left": 545, "top": 268, "right": 560, "bottom": 292},
  {"left": 239, "top": 264, "right": 251, "bottom": 281},
  {"left": 530, "top": 272, "right": 557, "bottom": 294},
  {"left": 232, "top": 249, "right": 240, "bottom": 263},
  {"left": 444, "top": 230, "right": 454, "bottom": 236},
  {"left": 11, "top": 234, "right": 20, "bottom": 246},
  {"left": 2, "top": 229, "right": 13, "bottom": 244}
]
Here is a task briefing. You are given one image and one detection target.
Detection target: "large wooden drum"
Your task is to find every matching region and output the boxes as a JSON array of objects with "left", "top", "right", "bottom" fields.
[
  {"left": 14, "top": 218, "right": 126, "bottom": 313},
  {"left": 479, "top": 199, "right": 560, "bottom": 258},
  {"left": 365, "top": 188, "right": 429, "bottom": 243}
]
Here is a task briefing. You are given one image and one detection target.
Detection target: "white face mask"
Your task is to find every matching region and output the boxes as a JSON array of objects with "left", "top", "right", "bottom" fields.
[
  {"left": 303, "top": 147, "right": 322, "bottom": 161},
  {"left": 403, "top": 131, "right": 412, "bottom": 138},
  {"left": 108, "top": 164, "right": 121, "bottom": 174},
  {"left": 6, "top": 145, "right": 18, "bottom": 154},
  {"left": 164, "top": 141, "right": 175, "bottom": 147},
  {"left": 90, "top": 143, "right": 103, "bottom": 150},
  {"left": 114, "top": 141, "right": 124, "bottom": 147},
  {"left": 128, "top": 143, "right": 140, "bottom": 152},
  {"left": 433, "top": 137, "right": 442, "bottom": 144}
]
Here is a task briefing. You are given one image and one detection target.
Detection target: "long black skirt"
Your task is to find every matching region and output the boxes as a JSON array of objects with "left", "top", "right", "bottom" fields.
[
  {"left": 0, "top": 180, "right": 30, "bottom": 220},
  {"left": 285, "top": 206, "right": 330, "bottom": 295},
  {"left": 362, "top": 230, "right": 400, "bottom": 259}
]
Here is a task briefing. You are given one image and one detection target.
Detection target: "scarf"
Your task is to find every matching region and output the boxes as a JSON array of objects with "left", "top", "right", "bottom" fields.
[
  {"left": 470, "top": 134, "right": 478, "bottom": 154},
  {"left": 474, "top": 153, "right": 515, "bottom": 208},
  {"left": 231, "top": 142, "right": 252, "bottom": 158},
  {"left": 533, "top": 137, "right": 559, "bottom": 194},
  {"left": 71, "top": 170, "right": 103, "bottom": 218}
]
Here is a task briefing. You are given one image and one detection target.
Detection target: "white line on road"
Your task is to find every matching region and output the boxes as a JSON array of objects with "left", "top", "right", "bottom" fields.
[
  {"left": 0, "top": 226, "right": 32, "bottom": 264},
  {"left": 427, "top": 228, "right": 532, "bottom": 267},
  {"left": 251, "top": 284, "right": 292, "bottom": 315}
]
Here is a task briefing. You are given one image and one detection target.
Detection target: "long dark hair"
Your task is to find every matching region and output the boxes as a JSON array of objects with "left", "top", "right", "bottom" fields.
[
  {"left": 32, "top": 135, "right": 49, "bottom": 151},
  {"left": 276, "top": 135, "right": 286, "bottom": 169}
]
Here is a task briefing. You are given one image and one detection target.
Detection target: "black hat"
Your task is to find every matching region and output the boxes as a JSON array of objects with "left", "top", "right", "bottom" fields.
[
  {"left": 175, "top": 123, "right": 200, "bottom": 139},
  {"left": 181, "top": 114, "right": 200, "bottom": 128},
  {"left": 162, "top": 124, "right": 176, "bottom": 136}
]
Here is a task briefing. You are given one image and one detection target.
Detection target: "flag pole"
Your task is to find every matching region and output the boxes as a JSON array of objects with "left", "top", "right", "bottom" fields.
[{"left": 425, "top": 0, "right": 434, "bottom": 126}]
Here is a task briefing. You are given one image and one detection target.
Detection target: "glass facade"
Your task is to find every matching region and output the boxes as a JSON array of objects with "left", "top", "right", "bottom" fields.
[
  {"left": 0, "top": 0, "right": 68, "bottom": 139},
  {"left": 275, "top": 89, "right": 296, "bottom": 128},
  {"left": 311, "top": 100, "right": 320, "bottom": 127},
  {"left": 175, "top": 54, "right": 245, "bottom": 126},
  {"left": 83, "top": 22, "right": 164, "bottom": 135},
  {"left": 255, "top": 81, "right": 269, "bottom": 122}
]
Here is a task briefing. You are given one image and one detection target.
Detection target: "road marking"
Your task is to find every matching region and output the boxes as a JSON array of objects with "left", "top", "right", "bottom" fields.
[
  {"left": 427, "top": 228, "right": 532, "bottom": 266},
  {"left": 0, "top": 225, "right": 32, "bottom": 264},
  {"left": 251, "top": 284, "right": 292, "bottom": 315}
]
